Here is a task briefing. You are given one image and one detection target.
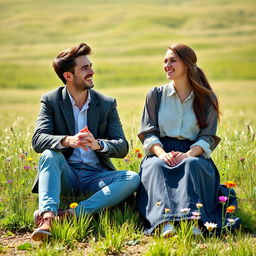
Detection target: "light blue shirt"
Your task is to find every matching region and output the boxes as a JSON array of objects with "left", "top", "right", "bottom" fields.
[
  {"left": 57, "top": 91, "right": 109, "bottom": 170},
  {"left": 143, "top": 82, "right": 211, "bottom": 158}
]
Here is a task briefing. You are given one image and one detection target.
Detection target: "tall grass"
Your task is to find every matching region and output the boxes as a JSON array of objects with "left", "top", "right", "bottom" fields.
[{"left": 0, "top": 81, "right": 255, "bottom": 254}]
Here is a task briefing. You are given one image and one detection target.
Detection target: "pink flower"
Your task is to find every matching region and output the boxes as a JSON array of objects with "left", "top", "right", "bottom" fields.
[
  {"left": 23, "top": 165, "right": 31, "bottom": 170},
  {"left": 6, "top": 180, "right": 13, "bottom": 184},
  {"left": 191, "top": 215, "right": 200, "bottom": 220},
  {"left": 219, "top": 196, "right": 228, "bottom": 203}
]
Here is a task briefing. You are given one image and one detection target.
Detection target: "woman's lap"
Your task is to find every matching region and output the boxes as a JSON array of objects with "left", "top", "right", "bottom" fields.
[{"left": 136, "top": 140, "right": 221, "bottom": 234}]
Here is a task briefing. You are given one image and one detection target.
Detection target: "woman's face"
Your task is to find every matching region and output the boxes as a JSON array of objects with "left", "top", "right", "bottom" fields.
[{"left": 163, "top": 49, "right": 187, "bottom": 80}]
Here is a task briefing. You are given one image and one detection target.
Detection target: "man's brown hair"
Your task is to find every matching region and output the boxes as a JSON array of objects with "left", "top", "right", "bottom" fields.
[{"left": 53, "top": 43, "right": 91, "bottom": 84}]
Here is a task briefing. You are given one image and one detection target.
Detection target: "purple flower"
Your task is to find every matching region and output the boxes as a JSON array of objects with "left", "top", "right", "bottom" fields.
[
  {"left": 219, "top": 196, "right": 228, "bottom": 203},
  {"left": 6, "top": 180, "right": 13, "bottom": 184},
  {"left": 23, "top": 165, "right": 31, "bottom": 170},
  {"left": 5, "top": 157, "right": 12, "bottom": 162}
]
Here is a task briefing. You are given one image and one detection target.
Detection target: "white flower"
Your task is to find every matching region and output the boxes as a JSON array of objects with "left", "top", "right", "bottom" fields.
[
  {"left": 227, "top": 218, "right": 235, "bottom": 223},
  {"left": 180, "top": 208, "right": 191, "bottom": 213},
  {"left": 192, "top": 211, "right": 201, "bottom": 216},
  {"left": 204, "top": 222, "right": 217, "bottom": 232}
]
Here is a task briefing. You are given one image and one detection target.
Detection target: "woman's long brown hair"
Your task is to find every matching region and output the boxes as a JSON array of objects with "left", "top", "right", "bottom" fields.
[{"left": 169, "top": 44, "right": 220, "bottom": 128}]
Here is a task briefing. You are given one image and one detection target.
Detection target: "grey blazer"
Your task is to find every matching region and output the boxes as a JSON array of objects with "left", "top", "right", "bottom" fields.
[
  {"left": 138, "top": 85, "right": 221, "bottom": 152},
  {"left": 31, "top": 86, "right": 128, "bottom": 193}
]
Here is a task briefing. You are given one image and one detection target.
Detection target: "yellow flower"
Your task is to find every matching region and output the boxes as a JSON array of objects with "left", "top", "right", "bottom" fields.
[
  {"left": 69, "top": 202, "right": 78, "bottom": 209},
  {"left": 134, "top": 148, "right": 141, "bottom": 153},
  {"left": 156, "top": 201, "right": 161, "bottom": 206},
  {"left": 27, "top": 157, "right": 33, "bottom": 162},
  {"left": 224, "top": 181, "right": 237, "bottom": 188},
  {"left": 164, "top": 208, "right": 170, "bottom": 213},
  {"left": 196, "top": 203, "right": 203, "bottom": 208}
]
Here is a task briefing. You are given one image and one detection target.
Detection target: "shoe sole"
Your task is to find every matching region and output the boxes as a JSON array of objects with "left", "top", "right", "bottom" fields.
[
  {"left": 161, "top": 229, "right": 176, "bottom": 237},
  {"left": 31, "top": 230, "right": 52, "bottom": 241}
]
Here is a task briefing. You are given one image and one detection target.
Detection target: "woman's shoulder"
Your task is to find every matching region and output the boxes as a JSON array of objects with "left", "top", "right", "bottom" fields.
[{"left": 147, "top": 84, "right": 169, "bottom": 97}]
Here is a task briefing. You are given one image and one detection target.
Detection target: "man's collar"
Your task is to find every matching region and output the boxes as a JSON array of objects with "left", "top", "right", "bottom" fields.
[{"left": 67, "top": 89, "right": 91, "bottom": 108}]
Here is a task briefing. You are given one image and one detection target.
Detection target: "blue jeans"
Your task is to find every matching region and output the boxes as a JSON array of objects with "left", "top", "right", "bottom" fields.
[{"left": 38, "top": 150, "right": 140, "bottom": 217}]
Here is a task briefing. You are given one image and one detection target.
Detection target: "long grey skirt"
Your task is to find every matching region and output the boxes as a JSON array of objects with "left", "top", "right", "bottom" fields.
[{"left": 136, "top": 137, "right": 239, "bottom": 234}]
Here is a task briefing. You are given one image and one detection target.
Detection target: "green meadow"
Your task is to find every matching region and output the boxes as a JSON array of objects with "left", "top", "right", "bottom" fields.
[{"left": 0, "top": 0, "right": 256, "bottom": 255}]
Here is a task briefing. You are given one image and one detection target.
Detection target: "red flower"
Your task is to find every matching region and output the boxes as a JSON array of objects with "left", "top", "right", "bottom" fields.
[
  {"left": 137, "top": 153, "right": 143, "bottom": 159},
  {"left": 224, "top": 181, "right": 237, "bottom": 188}
]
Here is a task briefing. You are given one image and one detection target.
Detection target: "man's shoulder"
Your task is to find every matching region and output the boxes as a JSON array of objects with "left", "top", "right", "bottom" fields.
[
  {"left": 41, "top": 86, "right": 65, "bottom": 101},
  {"left": 90, "top": 89, "right": 115, "bottom": 103}
]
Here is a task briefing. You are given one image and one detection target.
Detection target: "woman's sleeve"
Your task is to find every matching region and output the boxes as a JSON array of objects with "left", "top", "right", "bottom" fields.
[
  {"left": 138, "top": 87, "right": 163, "bottom": 155},
  {"left": 190, "top": 99, "right": 221, "bottom": 158}
]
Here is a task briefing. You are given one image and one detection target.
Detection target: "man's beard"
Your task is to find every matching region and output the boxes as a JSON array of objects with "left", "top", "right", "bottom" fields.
[{"left": 73, "top": 76, "right": 94, "bottom": 90}]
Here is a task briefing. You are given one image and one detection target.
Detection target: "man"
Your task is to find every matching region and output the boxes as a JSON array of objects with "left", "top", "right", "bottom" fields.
[{"left": 31, "top": 42, "right": 140, "bottom": 241}]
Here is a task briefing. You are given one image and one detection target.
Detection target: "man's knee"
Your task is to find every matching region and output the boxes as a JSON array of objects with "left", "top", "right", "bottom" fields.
[
  {"left": 39, "top": 149, "right": 65, "bottom": 167},
  {"left": 40, "top": 149, "right": 63, "bottom": 160},
  {"left": 126, "top": 171, "right": 140, "bottom": 191}
]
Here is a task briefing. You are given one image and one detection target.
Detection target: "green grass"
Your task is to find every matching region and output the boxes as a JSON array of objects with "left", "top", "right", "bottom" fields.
[
  {"left": 0, "top": 80, "right": 255, "bottom": 255},
  {"left": 0, "top": 0, "right": 256, "bottom": 89},
  {"left": 0, "top": 0, "right": 256, "bottom": 254}
]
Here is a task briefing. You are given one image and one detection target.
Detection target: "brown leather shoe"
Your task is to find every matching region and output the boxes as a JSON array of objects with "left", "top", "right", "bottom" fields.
[
  {"left": 33, "top": 209, "right": 73, "bottom": 226},
  {"left": 31, "top": 216, "right": 53, "bottom": 241}
]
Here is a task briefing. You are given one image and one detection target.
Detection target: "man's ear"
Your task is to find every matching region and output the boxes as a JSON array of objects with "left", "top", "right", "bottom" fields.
[{"left": 63, "top": 72, "right": 73, "bottom": 82}]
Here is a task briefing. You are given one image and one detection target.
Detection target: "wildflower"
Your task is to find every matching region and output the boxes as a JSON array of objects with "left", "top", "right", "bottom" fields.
[
  {"left": 27, "top": 157, "right": 33, "bottom": 162},
  {"left": 6, "top": 180, "right": 13, "bottom": 184},
  {"left": 134, "top": 148, "right": 141, "bottom": 153},
  {"left": 227, "top": 218, "right": 235, "bottom": 223},
  {"left": 180, "top": 208, "right": 190, "bottom": 213},
  {"left": 196, "top": 203, "right": 203, "bottom": 208},
  {"left": 164, "top": 208, "right": 170, "bottom": 213},
  {"left": 124, "top": 158, "right": 130, "bottom": 163},
  {"left": 224, "top": 181, "right": 237, "bottom": 188},
  {"left": 156, "top": 201, "right": 161, "bottom": 206},
  {"left": 191, "top": 215, "right": 200, "bottom": 220},
  {"left": 219, "top": 196, "right": 228, "bottom": 203},
  {"left": 5, "top": 157, "right": 12, "bottom": 162},
  {"left": 239, "top": 157, "right": 246, "bottom": 163},
  {"left": 23, "top": 165, "right": 31, "bottom": 170},
  {"left": 192, "top": 211, "right": 201, "bottom": 217},
  {"left": 70, "top": 202, "right": 78, "bottom": 209},
  {"left": 24, "top": 152, "right": 29, "bottom": 157},
  {"left": 204, "top": 222, "right": 217, "bottom": 232},
  {"left": 226, "top": 205, "right": 236, "bottom": 213},
  {"left": 34, "top": 165, "right": 38, "bottom": 170},
  {"left": 137, "top": 153, "right": 143, "bottom": 159},
  {"left": 19, "top": 154, "right": 25, "bottom": 160}
]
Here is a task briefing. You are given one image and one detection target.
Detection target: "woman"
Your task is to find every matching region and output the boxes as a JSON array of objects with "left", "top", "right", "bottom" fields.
[{"left": 136, "top": 44, "right": 239, "bottom": 236}]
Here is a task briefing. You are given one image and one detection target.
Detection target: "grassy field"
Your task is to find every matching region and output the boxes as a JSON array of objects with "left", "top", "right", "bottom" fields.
[
  {"left": 0, "top": 81, "right": 255, "bottom": 255},
  {"left": 0, "top": 0, "right": 256, "bottom": 255},
  {"left": 0, "top": 0, "right": 256, "bottom": 89}
]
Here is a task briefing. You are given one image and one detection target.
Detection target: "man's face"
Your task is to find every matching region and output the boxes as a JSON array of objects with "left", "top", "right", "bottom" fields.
[{"left": 71, "top": 55, "right": 94, "bottom": 90}]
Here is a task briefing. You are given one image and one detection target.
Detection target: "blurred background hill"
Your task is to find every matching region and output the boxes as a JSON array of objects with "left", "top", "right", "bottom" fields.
[{"left": 0, "top": 0, "right": 255, "bottom": 89}]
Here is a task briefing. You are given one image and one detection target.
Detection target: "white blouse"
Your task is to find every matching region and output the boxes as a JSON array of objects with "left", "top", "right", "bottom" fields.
[{"left": 143, "top": 82, "right": 211, "bottom": 158}]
